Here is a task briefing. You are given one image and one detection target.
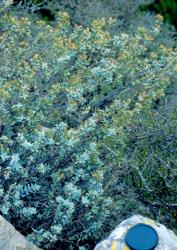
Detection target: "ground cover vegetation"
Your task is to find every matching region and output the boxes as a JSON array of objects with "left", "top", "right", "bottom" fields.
[
  {"left": 5, "top": 0, "right": 177, "bottom": 30},
  {"left": 142, "top": 0, "right": 177, "bottom": 28},
  {"left": 0, "top": 2, "right": 177, "bottom": 250},
  {"left": 9, "top": 0, "right": 153, "bottom": 28}
]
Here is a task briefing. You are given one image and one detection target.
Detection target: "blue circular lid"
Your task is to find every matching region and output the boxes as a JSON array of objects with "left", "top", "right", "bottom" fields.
[{"left": 125, "top": 223, "right": 159, "bottom": 250}]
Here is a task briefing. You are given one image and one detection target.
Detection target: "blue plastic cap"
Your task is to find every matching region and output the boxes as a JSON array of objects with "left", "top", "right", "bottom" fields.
[{"left": 125, "top": 223, "right": 159, "bottom": 250}]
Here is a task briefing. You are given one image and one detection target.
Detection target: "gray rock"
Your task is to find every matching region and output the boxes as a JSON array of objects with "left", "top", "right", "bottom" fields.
[
  {"left": 0, "top": 215, "right": 40, "bottom": 250},
  {"left": 94, "top": 214, "right": 177, "bottom": 250}
]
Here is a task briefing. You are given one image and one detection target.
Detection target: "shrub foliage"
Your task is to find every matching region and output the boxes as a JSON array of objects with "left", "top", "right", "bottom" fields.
[
  {"left": 4, "top": 0, "right": 165, "bottom": 32},
  {"left": 0, "top": 12, "right": 176, "bottom": 249}
]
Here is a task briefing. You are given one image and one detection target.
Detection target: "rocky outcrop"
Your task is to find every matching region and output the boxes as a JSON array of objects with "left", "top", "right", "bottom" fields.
[
  {"left": 0, "top": 215, "right": 40, "bottom": 250},
  {"left": 94, "top": 214, "right": 177, "bottom": 250}
]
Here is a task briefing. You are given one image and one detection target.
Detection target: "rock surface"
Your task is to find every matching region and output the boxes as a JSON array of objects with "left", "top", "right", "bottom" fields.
[
  {"left": 94, "top": 214, "right": 177, "bottom": 250},
  {"left": 0, "top": 215, "right": 40, "bottom": 250}
]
